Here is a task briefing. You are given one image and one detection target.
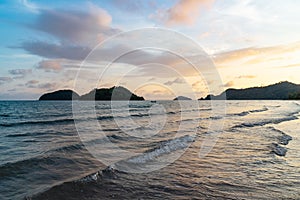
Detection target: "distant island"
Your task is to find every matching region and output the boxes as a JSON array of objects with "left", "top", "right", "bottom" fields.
[
  {"left": 39, "top": 86, "right": 144, "bottom": 101},
  {"left": 173, "top": 96, "right": 192, "bottom": 100},
  {"left": 80, "top": 86, "right": 144, "bottom": 101},
  {"left": 199, "top": 81, "right": 300, "bottom": 100},
  {"left": 39, "top": 90, "right": 80, "bottom": 101},
  {"left": 39, "top": 81, "right": 300, "bottom": 101}
]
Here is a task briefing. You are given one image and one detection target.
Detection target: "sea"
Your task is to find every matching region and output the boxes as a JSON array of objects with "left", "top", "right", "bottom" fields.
[{"left": 0, "top": 100, "right": 300, "bottom": 200}]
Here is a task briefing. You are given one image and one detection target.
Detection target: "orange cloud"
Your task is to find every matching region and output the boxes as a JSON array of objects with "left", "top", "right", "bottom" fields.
[
  {"left": 157, "top": 0, "right": 214, "bottom": 26},
  {"left": 37, "top": 59, "right": 63, "bottom": 72},
  {"left": 236, "top": 75, "right": 256, "bottom": 79},
  {"left": 224, "top": 81, "right": 234, "bottom": 87},
  {"left": 277, "top": 63, "right": 300, "bottom": 68},
  {"left": 213, "top": 41, "right": 300, "bottom": 66}
]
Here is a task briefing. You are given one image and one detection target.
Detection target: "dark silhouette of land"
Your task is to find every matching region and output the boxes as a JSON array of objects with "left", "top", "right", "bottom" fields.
[
  {"left": 199, "top": 81, "right": 300, "bottom": 100},
  {"left": 173, "top": 96, "right": 192, "bottom": 100},
  {"left": 80, "top": 86, "right": 144, "bottom": 101},
  {"left": 39, "top": 81, "right": 300, "bottom": 101},
  {"left": 39, "top": 90, "right": 80, "bottom": 101},
  {"left": 39, "top": 86, "right": 144, "bottom": 101}
]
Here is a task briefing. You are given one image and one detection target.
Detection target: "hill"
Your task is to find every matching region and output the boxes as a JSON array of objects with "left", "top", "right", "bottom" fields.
[
  {"left": 39, "top": 86, "right": 144, "bottom": 101},
  {"left": 80, "top": 86, "right": 144, "bottom": 101},
  {"left": 39, "top": 90, "right": 79, "bottom": 101},
  {"left": 199, "top": 81, "right": 300, "bottom": 100},
  {"left": 173, "top": 96, "right": 192, "bottom": 100}
]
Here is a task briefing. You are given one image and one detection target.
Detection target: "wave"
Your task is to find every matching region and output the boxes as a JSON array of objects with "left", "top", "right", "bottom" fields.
[
  {"left": 167, "top": 111, "right": 177, "bottom": 114},
  {"left": 199, "top": 108, "right": 212, "bottom": 111},
  {"left": 22, "top": 139, "right": 38, "bottom": 143},
  {"left": 0, "top": 114, "right": 10, "bottom": 117},
  {"left": 293, "top": 102, "right": 300, "bottom": 106},
  {"left": 49, "top": 143, "right": 84, "bottom": 153},
  {"left": 205, "top": 107, "right": 269, "bottom": 120},
  {"left": 233, "top": 116, "right": 298, "bottom": 128},
  {"left": 96, "top": 108, "right": 212, "bottom": 121},
  {"left": 287, "top": 109, "right": 300, "bottom": 116},
  {"left": 181, "top": 108, "right": 212, "bottom": 113},
  {"left": 76, "top": 135, "right": 195, "bottom": 183},
  {"left": 129, "top": 104, "right": 152, "bottom": 108},
  {"left": 267, "top": 127, "right": 292, "bottom": 145},
  {"left": 271, "top": 143, "right": 287, "bottom": 156},
  {"left": 47, "top": 134, "right": 129, "bottom": 153},
  {"left": 6, "top": 132, "right": 42, "bottom": 137},
  {"left": 76, "top": 165, "right": 122, "bottom": 183},
  {"left": 0, "top": 118, "right": 74, "bottom": 127},
  {"left": 130, "top": 113, "right": 150, "bottom": 117},
  {"left": 0, "top": 155, "right": 73, "bottom": 178},
  {"left": 101, "top": 128, "right": 121, "bottom": 132},
  {"left": 108, "top": 134, "right": 127, "bottom": 141},
  {"left": 98, "top": 111, "right": 177, "bottom": 120},
  {"left": 232, "top": 111, "right": 249, "bottom": 117},
  {"left": 208, "top": 116, "right": 223, "bottom": 120},
  {"left": 77, "top": 171, "right": 103, "bottom": 182},
  {"left": 249, "top": 107, "right": 268, "bottom": 113},
  {"left": 126, "top": 135, "right": 195, "bottom": 164},
  {"left": 5, "top": 129, "right": 74, "bottom": 138},
  {"left": 228, "top": 107, "right": 268, "bottom": 117},
  {"left": 97, "top": 115, "right": 115, "bottom": 120},
  {"left": 97, "top": 114, "right": 148, "bottom": 120}
]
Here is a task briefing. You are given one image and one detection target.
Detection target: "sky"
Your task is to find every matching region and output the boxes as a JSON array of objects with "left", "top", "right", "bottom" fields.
[{"left": 0, "top": 0, "right": 299, "bottom": 100}]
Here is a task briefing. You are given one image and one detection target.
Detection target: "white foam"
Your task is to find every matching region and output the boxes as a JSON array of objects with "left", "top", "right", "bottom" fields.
[{"left": 127, "top": 135, "right": 195, "bottom": 164}]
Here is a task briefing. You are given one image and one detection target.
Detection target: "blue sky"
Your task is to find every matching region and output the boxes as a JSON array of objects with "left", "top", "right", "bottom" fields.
[{"left": 0, "top": 0, "right": 300, "bottom": 99}]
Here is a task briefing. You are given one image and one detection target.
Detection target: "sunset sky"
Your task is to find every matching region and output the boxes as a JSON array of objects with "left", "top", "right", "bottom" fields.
[{"left": 0, "top": 0, "right": 299, "bottom": 100}]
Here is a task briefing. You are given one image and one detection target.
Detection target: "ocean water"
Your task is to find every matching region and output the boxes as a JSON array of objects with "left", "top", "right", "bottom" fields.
[{"left": 0, "top": 100, "right": 300, "bottom": 200}]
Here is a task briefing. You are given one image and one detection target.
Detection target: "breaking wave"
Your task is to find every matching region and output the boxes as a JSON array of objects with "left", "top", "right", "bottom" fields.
[{"left": 0, "top": 118, "right": 74, "bottom": 127}]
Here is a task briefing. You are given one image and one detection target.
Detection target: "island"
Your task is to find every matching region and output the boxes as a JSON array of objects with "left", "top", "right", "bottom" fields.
[
  {"left": 199, "top": 81, "right": 300, "bottom": 100},
  {"left": 288, "top": 92, "right": 300, "bottom": 100},
  {"left": 80, "top": 86, "right": 144, "bottom": 101},
  {"left": 173, "top": 96, "right": 192, "bottom": 100},
  {"left": 39, "top": 90, "right": 80, "bottom": 101},
  {"left": 39, "top": 86, "right": 144, "bottom": 101}
]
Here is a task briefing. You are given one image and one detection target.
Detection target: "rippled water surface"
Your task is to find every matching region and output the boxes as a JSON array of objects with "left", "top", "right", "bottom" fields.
[{"left": 0, "top": 100, "right": 300, "bottom": 200}]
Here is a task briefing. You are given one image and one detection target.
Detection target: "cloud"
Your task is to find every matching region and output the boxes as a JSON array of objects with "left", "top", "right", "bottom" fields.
[
  {"left": 111, "top": 0, "right": 157, "bottom": 13},
  {"left": 153, "top": 0, "right": 214, "bottom": 26},
  {"left": 0, "top": 92, "right": 39, "bottom": 100},
  {"left": 277, "top": 63, "right": 300, "bottom": 69},
  {"left": 20, "top": 41, "right": 131, "bottom": 61},
  {"left": 23, "top": 80, "right": 55, "bottom": 90},
  {"left": 37, "top": 59, "right": 64, "bottom": 72},
  {"left": 18, "top": 4, "right": 120, "bottom": 60},
  {"left": 28, "top": 5, "right": 119, "bottom": 45},
  {"left": 114, "top": 49, "right": 213, "bottom": 78},
  {"left": 36, "top": 59, "right": 103, "bottom": 73},
  {"left": 192, "top": 81, "right": 202, "bottom": 88},
  {"left": 148, "top": 77, "right": 156, "bottom": 81},
  {"left": 20, "top": 0, "right": 39, "bottom": 13},
  {"left": 27, "top": 80, "right": 39, "bottom": 84},
  {"left": 37, "top": 83, "right": 56, "bottom": 90},
  {"left": 31, "top": 46, "right": 211, "bottom": 77},
  {"left": 213, "top": 41, "right": 300, "bottom": 66},
  {"left": 191, "top": 80, "right": 214, "bottom": 93},
  {"left": 8, "top": 69, "right": 32, "bottom": 78},
  {"left": 223, "top": 81, "right": 234, "bottom": 87},
  {"left": 0, "top": 77, "right": 13, "bottom": 85},
  {"left": 236, "top": 75, "right": 256, "bottom": 79},
  {"left": 21, "top": 41, "right": 91, "bottom": 60},
  {"left": 213, "top": 47, "right": 269, "bottom": 65},
  {"left": 25, "top": 80, "right": 39, "bottom": 88},
  {"left": 164, "top": 77, "right": 185, "bottom": 85}
]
